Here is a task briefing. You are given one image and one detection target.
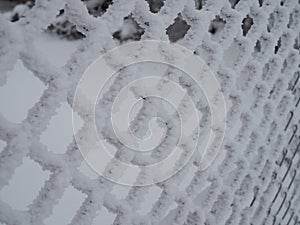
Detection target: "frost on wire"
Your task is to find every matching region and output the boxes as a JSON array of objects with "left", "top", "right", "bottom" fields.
[{"left": 0, "top": 0, "right": 300, "bottom": 225}]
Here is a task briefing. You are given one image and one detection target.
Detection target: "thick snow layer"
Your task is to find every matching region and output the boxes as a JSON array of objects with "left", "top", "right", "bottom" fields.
[{"left": 0, "top": 0, "right": 299, "bottom": 225}]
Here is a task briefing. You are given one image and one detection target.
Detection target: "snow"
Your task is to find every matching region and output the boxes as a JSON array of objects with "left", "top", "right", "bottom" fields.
[
  {"left": 44, "top": 186, "right": 85, "bottom": 225},
  {"left": 0, "top": 60, "right": 45, "bottom": 123},
  {"left": 0, "top": 157, "right": 50, "bottom": 211},
  {"left": 40, "top": 103, "right": 74, "bottom": 154},
  {"left": 0, "top": 0, "right": 299, "bottom": 224}
]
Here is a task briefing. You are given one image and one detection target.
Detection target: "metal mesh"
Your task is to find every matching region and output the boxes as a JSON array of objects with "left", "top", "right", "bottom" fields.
[{"left": 0, "top": 0, "right": 299, "bottom": 224}]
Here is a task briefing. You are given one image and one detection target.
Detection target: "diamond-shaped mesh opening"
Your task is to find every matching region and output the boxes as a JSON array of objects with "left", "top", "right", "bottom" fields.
[
  {"left": 92, "top": 207, "right": 115, "bottom": 225},
  {"left": 110, "top": 185, "right": 130, "bottom": 200},
  {"left": 145, "top": 0, "right": 165, "bottom": 13},
  {"left": 267, "top": 12, "right": 275, "bottom": 33},
  {"left": 0, "top": 1, "right": 28, "bottom": 13},
  {"left": 272, "top": 191, "right": 286, "bottom": 214},
  {"left": 0, "top": 140, "right": 6, "bottom": 154},
  {"left": 228, "top": 0, "right": 240, "bottom": 8},
  {"left": 84, "top": 0, "right": 113, "bottom": 17},
  {"left": 252, "top": 40, "right": 262, "bottom": 57},
  {"left": 0, "top": 157, "right": 50, "bottom": 211},
  {"left": 79, "top": 161, "right": 99, "bottom": 179},
  {"left": 284, "top": 169, "right": 296, "bottom": 189},
  {"left": 185, "top": 210, "right": 203, "bottom": 225},
  {"left": 294, "top": 37, "right": 299, "bottom": 51},
  {"left": 281, "top": 59, "right": 288, "bottom": 74},
  {"left": 0, "top": 60, "right": 46, "bottom": 123},
  {"left": 280, "top": 0, "right": 286, "bottom": 6},
  {"left": 242, "top": 15, "right": 254, "bottom": 36},
  {"left": 48, "top": 10, "right": 85, "bottom": 40},
  {"left": 113, "top": 15, "right": 145, "bottom": 43},
  {"left": 208, "top": 15, "right": 226, "bottom": 36},
  {"left": 44, "top": 186, "right": 86, "bottom": 225},
  {"left": 8, "top": 1, "right": 34, "bottom": 22},
  {"left": 223, "top": 40, "right": 242, "bottom": 68},
  {"left": 194, "top": 0, "right": 207, "bottom": 10},
  {"left": 262, "top": 63, "right": 270, "bottom": 81},
  {"left": 275, "top": 37, "right": 282, "bottom": 54},
  {"left": 137, "top": 186, "right": 162, "bottom": 215},
  {"left": 166, "top": 14, "right": 191, "bottom": 43},
  {"left": 287, "top": 13, "right": 294, "bottom": 29},
  {"left": 33, "top": 32, "right": 82, "bottom": 67},
  {"left": 178, "top": 165, "right": 198, "bottom": 190},
  {"left": 288, "top": 72, "right": 300, "bottom": 91},
  {"left": 158, "top": 201, "right": 178, "bottom": 223},
  {"left": 40, "top": 103, "right": 74, "bottom": 154}
]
